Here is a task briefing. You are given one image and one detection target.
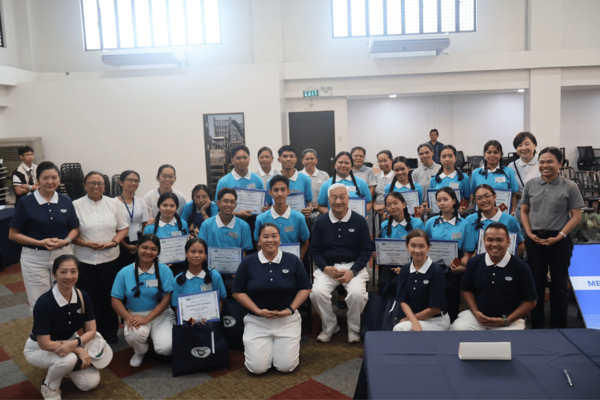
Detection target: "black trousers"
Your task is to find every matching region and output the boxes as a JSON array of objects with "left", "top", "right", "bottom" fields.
[
  {"left": 78, "top": 259, "right": 120, "bottom": 339},
  {"left": 117, "top": 240, "right": 137, "bottom": 270},
  {"left": 525, "top": 232, "right": 574, "bottom": 329},
  {"left": 446, "top": 271, "right": 463, "bottom": 323}
]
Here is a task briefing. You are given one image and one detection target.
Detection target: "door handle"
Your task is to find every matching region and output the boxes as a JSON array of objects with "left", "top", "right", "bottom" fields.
[{"left": 331, "top": 158, "right": 334, "bottom": 161}]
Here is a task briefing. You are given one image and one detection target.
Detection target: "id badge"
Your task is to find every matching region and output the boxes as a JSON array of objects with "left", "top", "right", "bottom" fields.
[
  {"left": 290, "top": 189, "right": 301, "bottom": 194},
  {"left": 146, "top": 279, "right": 158, "bottom": 288},
  {"left": 201, "top": 284, "right": 212, "bottom": 292},
  {"left": 451, "top": 232, "right": 462, "bottom": 240},
  {"left": 284, "top": 225, "right": 295, "bottom": 233},
  {"left": 495, "top": 176, "right": 506, "bottom": 183},
  {"left": 247, "top": 183, "right": 256, "bottom": 189},
  {"left": 228, "top": 231, "right": 239, "bottom": 240},
  {"left": 171, "top": 231, "right": 182, "bottom": 237},
  {"left": 449, "top": 182, "right": 459, "bottom": 189},
  {"left": 348, "top": 186, "right": 356, "bottom": 192}
]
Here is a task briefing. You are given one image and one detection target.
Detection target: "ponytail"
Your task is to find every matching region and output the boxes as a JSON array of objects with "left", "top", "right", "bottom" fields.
[
  {"left": 474, "top": 208, "right": 484, "bottom": 230},
  {"left": 154, "top": 258, "right": 164, "bottom": 302},
  {"left": 153, "top": 212, "right": 161, "bottom": 235},
  {"left": 408, "top": 170, "right": 415, "bottom": 190},
  {"left": 174, "top": 213, "right": 184, "bottom": 233},
  {"left": 349, "top": 170, "right": 364, "bottom": 198}
]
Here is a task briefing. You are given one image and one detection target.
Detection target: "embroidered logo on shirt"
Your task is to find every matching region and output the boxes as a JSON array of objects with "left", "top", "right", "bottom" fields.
[
  {"left": 505, "top": 276, "right": 513, "bottom": 281},
  {"left": 282, "top": 269, "right": 289, "bottom": 273},
  {"left": 349, "top": 229, "right": 355, "bottom": 233},
  {"left": 60, "top": 209, "right": 67, "bottom": 213},
  {"left": 223, "top": 316, "right": 236, "bottom": 327},
  {"left": 423, "top": 280, "right": 429, "bottom": 284},
  {"left": 77, "top": 308, "right": 82, "bottom": 314},
  {"left": 191, "top": 347, "right": 211, "bottom": 359}
]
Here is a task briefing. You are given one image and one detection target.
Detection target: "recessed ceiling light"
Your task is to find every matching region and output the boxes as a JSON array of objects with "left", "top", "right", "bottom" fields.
[
  {"left": 518, "top": 89, "right": 525, "bottom": 93},
  {"left": 389, "top": 94, "right": 397, "bottom": 98}
]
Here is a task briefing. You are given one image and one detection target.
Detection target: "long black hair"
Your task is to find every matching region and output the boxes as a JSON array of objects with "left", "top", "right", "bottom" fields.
[
  {"left": 433, "top": 187, "right": 461, "bottom": 227},
  {"left": 331, "top": 151, "right": 364, "bottom": 198},
  {"left": 473, "top": 184, "right": 496, "bottom": 230},
  {"left": 434, "top": 145, "right": 465, "bottom": 183},
  {"left": 385, "top": 192, "right": 413, "bottom": 237},
  {"left": 389, "top": 156, "right": 415, "bottom": 192},
  {"left": 188, "top": 184, "right": 213, "bottom": 227},
  {"left": 153, "top": 192, "right": 184, "bottom": 235},
  {"left": 133, "top": 234, "right": 164, "bottom": 301},
  {"left": 481, "top": 140, "right": 508, "bottom": 179},
  {"left": 176, "top": 238, "right": 212, "bottom": 286}
]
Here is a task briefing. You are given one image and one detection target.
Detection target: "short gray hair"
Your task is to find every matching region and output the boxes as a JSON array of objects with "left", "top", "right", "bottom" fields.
[
  {"left": 417, "top": 143, "right": 434, "bottom": 153},
  {"left": 302, "top": 148, "right": 317, "bottom": 158}
]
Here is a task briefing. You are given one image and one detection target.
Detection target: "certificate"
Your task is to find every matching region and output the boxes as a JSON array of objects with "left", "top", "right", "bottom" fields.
[
  {"left": 427, "top": 189, "right": 462, "bottom": 215},
  {"left": 286, "top": 193, "right": 306, "bottom": 213},
  {"left": 234, "top": 187, "right": 267, "bottom": 215},
  {"left": 158, "top": 235, "right": 188, "bottom": 264},
  {"left": 429, "top": 239, "right": 459, "bottom": 267},
  {"left": 477, "top": 229, "right": 518, "bottom": 256},
  {"left": 473, "top": 189, "right": 513, "bottom": 214},
  {"left": 399, "top": 190, "right": 420, "bottom": 215},
  {"left": 349, "top": 198, "right": 367, "bottom": 218},
  {"left": 208, "top": 247, "right": 242, "bottom": 274},
  {"left": 374, "top": 239, "right": 410, "bottom": 266},
  {"left": 280, "top": 243, "right": 301, "bottom": 259},
  {"left": 177, "top": 290, "right": 221, "bottom": 324}
]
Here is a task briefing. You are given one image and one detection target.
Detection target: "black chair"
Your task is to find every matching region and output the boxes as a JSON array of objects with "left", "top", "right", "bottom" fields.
[
  {"left": 560, "top": 148, "right": 569, "bottom": 168},
  {"left": 577, "top": 146, "right": 600, "bottom": 171},
  {"left": 576, "top": 171, "right": 600, "bottom": 209},
  {"left": 500, "top": 157, "right": 512, "bottom": 167},
  {"left": 507, "top": 152, "right": 519, "bottom": 164},
  {"left": 559, "top": 167, "right": 576, "bottom": 180},
  {"left": 405, "top": 158, "right": 419, "bottom": 169},
  {"left": 467, "top": 155, "right": 484, "bottom": 170},
  {"left": 111, "top": 174, "right": 122, "bottom": 197},
  {"left": 102, "top": 174, "right": 111, "bottom": 197},
  {"left": 364, "top": 162, "right": 374, "bottom": 168},
  {"left": 60, "top": 163, "right": 85, "bottom": 200},
  {"left": 455, "top": 151, "right": 471, "bottom": 174}
]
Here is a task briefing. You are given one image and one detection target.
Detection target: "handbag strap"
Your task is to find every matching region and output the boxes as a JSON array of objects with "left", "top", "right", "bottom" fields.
[
  {"left": 76, "top": 288, "right": 85, "bottom": 314},
  {"left": 514, "top": 162, "right": 525, "bottom": 189}
]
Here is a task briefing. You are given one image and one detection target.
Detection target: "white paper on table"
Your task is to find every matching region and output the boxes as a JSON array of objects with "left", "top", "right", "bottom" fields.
[
  {"left": 375, "top": 239, "right": 410, "bottom": 266},
  {"left": 459, "top": 342, "right": 512, "bottom": 360},
  {"left": 177, "top": 290, "right": 221, "bottom": 324},
  {"left": 158, "top": 235, "right": 188, "bottom": 264},
  {"left": 207, "top": 247, "right": 242, "bottom": 274}
]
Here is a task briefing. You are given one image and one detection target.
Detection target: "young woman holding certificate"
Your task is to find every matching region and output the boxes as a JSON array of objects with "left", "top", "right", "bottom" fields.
[
  {"left": 116, "top": 170, "right": 149, "bottom": 270},
  {"left": 429, "top": 146, "right": 471, "bottom": 214},
  {"left": 373, "top": 150, "right": 394, "bottom": 223},
  {"left": 111, "top": 234, "right": 175, "bottom": 368},
  {"left": 424, "top": 187, "right": 475, "bottom": 322},
  {"left": 393, "top": 230, "right": 449, "bottom": 331},
  {"left": 384, "top": 156, "right": 425, "bottom": 215},
  {"left": 232, "top": 223, "right": 311, "bottom": 374},
  {"left": 143, "top": 165, "right": 187, "bottom": 217},
  {"left": 254, "top": 147, "right": 280, "bottom": 190},
  {"left": 180, "top": 184, "right": 219, "bottom": 236}
]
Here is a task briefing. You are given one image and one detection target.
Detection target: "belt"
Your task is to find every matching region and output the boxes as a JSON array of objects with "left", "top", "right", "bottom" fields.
[
  {"left": 431, "top": 312, "right": 447, "bottom": 319},
  {"left": 29, "top": 332, "right": 37, "bottom": 341},
  {"left": 24, "top": 245, "right": 49, "bottom": 251},
  {"left": 532, "top": 230, "right": 559, "bottom": 235}
]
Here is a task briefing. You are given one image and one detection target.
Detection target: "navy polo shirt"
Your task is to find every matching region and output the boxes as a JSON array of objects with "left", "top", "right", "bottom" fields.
[
  {"left": 10, "top": 190, "right": 79, "bottom": 243},
  {"left": 461, "top": 253, "right": 537, "bottom": 318},
  {"left": 232, "top": 250, "right": 311, "bottom": 311},
  {"left": 309, "top": 209, "right": 373, "bottom": 273},
  {"left": 396, "top": 258, "right": 447, "bottom": 314},
  {"left": 32, "top": 286, "right": 95, "bottom": 341}
]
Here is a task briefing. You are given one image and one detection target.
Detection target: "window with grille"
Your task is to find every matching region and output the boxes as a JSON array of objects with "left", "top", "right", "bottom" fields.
[
  {"left": 81, "top": 0, "right": 221, "bottom": 51},
  {"left": 332, "top": 0, "right": 475, "bottom": 38}
]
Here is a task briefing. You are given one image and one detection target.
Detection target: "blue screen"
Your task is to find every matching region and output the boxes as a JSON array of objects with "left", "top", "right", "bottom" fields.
[{"left": 569, "top": 244, "right": 600, "bottom": 329}]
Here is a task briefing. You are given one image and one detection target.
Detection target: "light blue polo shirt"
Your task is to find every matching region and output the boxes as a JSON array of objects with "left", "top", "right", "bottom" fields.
[
  {"left": 181, "top": 201, "right": 219, "bottom": 228},
  {"left": 470, "top": 167, "right": 519, "bottom": 195},
  {"left": 266, "top": 170, "right": 313, "bottom": 206},
  {"left": 198, "top": 214, "right": 253, "bottom": 251},
  {"left": 317, "top": 175, "right": 372, "bottom": 208},
  {"left": 425, "top": 215, "right": 475, "bottom": 253},
  {"left": 216, "top": 170, "right": 264, "bottom": 194},
  {"left": 253, "top": 206, "right": 310, "bottom": 243},
  {"left": 171, "top": 269, "right": 227, "bottom": 307},
  {"left": 111, "top": 262, "right": 174, "bottom": 312},
  {"left": 384, "top": 182, "right": 424, "bottom": 204},
  {"left": 430, "top": 170, "right": 471, "bottom": 200},
  {"left": 380, "top": 217, "right": 425, "bottom": 239},
  {"left": 463, "top": 210, "right": 523, "bottom": 252},
  {"left": 144, "top": 218, "right": 189, "bottom": 238}
]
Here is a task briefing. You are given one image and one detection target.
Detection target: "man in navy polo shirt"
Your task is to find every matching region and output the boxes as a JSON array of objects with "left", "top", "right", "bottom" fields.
[
  {"left": 451, "top": 222, "right": 537, "bottom": 331},
  {"left": 310, "top": 184, "right": 372, "bottom": 343}
]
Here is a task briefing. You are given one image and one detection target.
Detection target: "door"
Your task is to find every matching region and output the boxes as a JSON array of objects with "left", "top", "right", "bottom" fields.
[{"left": 289, "top": 111, "right": 336, "bottom": 175}]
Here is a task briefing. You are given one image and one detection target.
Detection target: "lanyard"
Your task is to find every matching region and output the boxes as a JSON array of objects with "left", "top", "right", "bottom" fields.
[{"left": 121, "top": 195, "right": 135, "bottom": 223}]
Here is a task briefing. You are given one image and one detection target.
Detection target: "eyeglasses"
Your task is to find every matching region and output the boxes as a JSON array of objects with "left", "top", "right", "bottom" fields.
[
  {"left": 475, "top": 193, "right": 494, "bottom": 202},
  {"left": 125, "top": 178, "right": 140, "bottom": 183},
  {"left": 87, "top": 182, "right": 105, "bottom": 187},
  {"left": 160, "top": 175, "right": 175, "bottom": 180}
]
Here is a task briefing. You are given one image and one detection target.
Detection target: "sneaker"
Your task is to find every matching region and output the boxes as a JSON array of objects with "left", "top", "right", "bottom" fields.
[
  {"left": 348, "top": 330, "right": 361, "bottom": 343},
  {"left": 317, "top": 325, "right": 340, "bottom": 342},
  {"left": 41, "top": 380, "right": 61, "bottom": 400},
  {"left": 130, "top": 353, "right": 145, "bottom": 367}
]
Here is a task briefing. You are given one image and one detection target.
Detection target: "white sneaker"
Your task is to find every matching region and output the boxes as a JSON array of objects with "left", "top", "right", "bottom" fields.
[
  {"left": 317, "top": 325, "right": 340, "bottom": 342},
  {"left": 41, "top": 380, "right": 61, "bottom": 400},
  {"left": 348, "top": 330, "right": 361, "bottom": 343},
  {"left": 130, "top": 353, "right": 145, "bottom": 367}
]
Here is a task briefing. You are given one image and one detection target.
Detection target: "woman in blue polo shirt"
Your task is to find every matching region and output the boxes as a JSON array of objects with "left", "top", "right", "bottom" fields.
[
  {"left": 233, "top": 223, "right": 311, "bottom": 374},
  {"left": 425, "top": 187, "right": 475, "bottom": 322},
  {"left": 464, "top": 184, "right": 524, "bottom": 257},
  {"left": 24, "top": 255, "right": 101, "bottom": 399},
  {"left": 317, "top": 151, "right": 372, "bottom": 214},
  {"left": 470, "top": 141, "right": 519, "bottom": 215},
  {"left": 9, "top": 161, "right": 80, "bottom": 310},
  {"left": 181, "top": 184, "right": 219, "bottom": 236},
  {"left": 111, "top": 234, "right": 175, "bottom": 368},
  {"left": 172, "top": 238, "right": 226, "bottom": 319},
  {"left": 384, "top": 156, "right": 424, "bottom": 212},
  {"left": 393, "top": 230, "right": 449, "bottom": 331},
  {"left": 430, "top": 145, "right": 471, "bottom": 213}
]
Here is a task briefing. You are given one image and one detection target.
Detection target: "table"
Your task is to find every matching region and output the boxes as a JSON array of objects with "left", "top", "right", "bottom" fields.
[
  {"left": 354, "top": 329, "right": 600, "bottom": 399},
  {"left": 0, "top": 208, "right": 21, "bottom": 270}
]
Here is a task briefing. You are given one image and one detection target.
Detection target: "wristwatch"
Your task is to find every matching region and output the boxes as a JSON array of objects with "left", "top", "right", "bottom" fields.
[
  {"left": 286, "top": 307, "right": 295, "bottom": 315},
  {"left": 502, "top": 315, "right": 509, "bottom": 327},
  {"left": 351, "top": 270, "right": 358, "bottom": 277},
  {"left": 29, "top": 185, "right": 32, "bottom": 191},
  {"left": 559, "top": 232, "right": 567, "bottom": 239},
  {"left": 75, "top": 337, "right": 82, "bottom": 347},
  {"left": 64, "top": 237, "right": 72, "bottom": 245}
]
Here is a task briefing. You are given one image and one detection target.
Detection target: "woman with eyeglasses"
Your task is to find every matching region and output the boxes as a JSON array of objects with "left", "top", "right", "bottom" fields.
[
  {"left": 72, "top": 171, "right": 129, "bottom": 344},
  {"left": 143, "top": 164, "right": 187, "bottom": 217},
  {"left": 116, "top": 170, "right": 149, "bottom": 270}
]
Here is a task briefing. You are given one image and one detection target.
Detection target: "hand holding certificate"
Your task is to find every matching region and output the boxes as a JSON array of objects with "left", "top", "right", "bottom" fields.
[
  {"left": 177, "top": 291, "right": 221, "bottom": 324},
  {"left": 208, "top": 247, "right": 242, "bottom": 274},
  {"left": 398, "top": 190, "right": 420, "bottom": 215},
  {"left": 349, "top": 198, "right": 367, "bottom": 218},
  {"left": 494, "top": 189, "right": 512, "bottom": 214},
  {"left": 428, "top": 239, "right": 459, "bottom": 268},
  {"left": 158, "top": 235, "right": 188, "bottom": 264},
  {"left": 375, "top": 239, "right": 410, "bottom": 266},
  {"left": 234, "top": 187, "right": 267, "bottom": 215},
  {"left": 280, "top": 243, "right": 301, "bottom": 259},
  {"left": 427, "top": 189, "right": 462, "bottom": 215},
  {"left": 286, "top": 193, "right": 306, "bottom": 213}
]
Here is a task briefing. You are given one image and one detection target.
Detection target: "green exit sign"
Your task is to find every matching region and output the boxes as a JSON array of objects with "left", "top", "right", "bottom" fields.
[{"left": 303, "top": 90, "right": 319, "bottom": 97}]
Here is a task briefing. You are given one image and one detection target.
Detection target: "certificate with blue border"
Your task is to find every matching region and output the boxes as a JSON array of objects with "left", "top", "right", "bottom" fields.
[
  {"left": 177, "top": 290, "right": 221, "bottom": 325},
  {"left": 349, "top": 198, "right": 367, "bottom": 218},
  {"left": 286, "top": 193, "right": 307, "bottom": 213},
  {"left": 280, "top": 243, "right": 301, "bottom": 259},
  {"left": 428, "top": 239, "right": 459, "bottom": 267},
  {"left": 374, "top": 238, "right": 410, "bottom": 266},
  {"left": 208, "top": 247, "right": 242, "bottom": 274},
  {"left": 233, "top": 187, "right": 267, "bottom": 215}
]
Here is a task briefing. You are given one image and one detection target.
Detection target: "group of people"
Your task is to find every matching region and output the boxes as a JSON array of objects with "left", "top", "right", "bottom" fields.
[{"left": 7, "top": 129, "right": 584, "bottom": 398}]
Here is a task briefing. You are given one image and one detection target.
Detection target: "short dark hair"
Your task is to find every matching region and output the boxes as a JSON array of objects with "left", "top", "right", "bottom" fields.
[
  {"left": 18, "top": 146, "right": 34, "bottom": 156},
  {"left": 430, "top": 129, "right": 439, "bottom": 136},
  {"left": 230, "top": 145, "right": 250, "bottom": 158},
  {"left": 157, "top": 164, "right": 176, "bottom": 177},
  {"left": 217, "top": 187, "right": 237, "bottom": 201},
  {"left": 418, "top": 143, "right": 434, "bottom": 153},
  {"left": 84, "top": 171, "right": 104, "bottom": 184},
  {"left": 258, "top": 222, "right": 280, "bottom": 238},
  {"left": 405, "top": 229, "right": 430, "bottom": 247},
  {"left": 351, "top": 146, "right": 366, "bottom": 156},
  {"left": 538, "top": 147, "right": 563, "bottom": 163},
  {"left": 36, "top": 161, "right": 60, "bottom": 181},
  {"left": 278, "top": 145, "right": 297, "bottom": 157},
  {"left": 119, "top": 170, "right": 140, "bottom": 183},
  {"left": 52, "top": 254, "right": 79, "bottom": 276},
  {"left": 484, "top": 222, "right": 509, "bottom": 238},
  {"left": 257, "top": 147, "right": 273, "bottom": 157},
  {"left": 513, "top": 132, "right": 537, "bottom": 150},
  {"left": 376, "top": 150, "right": 393, "bottom": 161},
  {"left": 269, "top": 174, "right": 290, "bottom": 189}
]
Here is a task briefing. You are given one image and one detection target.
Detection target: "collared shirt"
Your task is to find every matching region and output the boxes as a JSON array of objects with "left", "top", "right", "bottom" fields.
[
  {"left": 216, "top": 171, "right": 264, "bottom": 194},
  {"left": 198, "top": 214, "right": 253, "bottom": 251},
  {"left": 509, "top": 158, "right": 541, "bottom": 193},
  {"left": 300, "top": 168, "right": 330, "bottom": 205},
  {"left": 181, "top": 201, "right": 219, "bottom": 230},
  {"left": 428, "top": 141, "right": 445, "bottom": 164},
  {"left": 353, "top": 165, "right": 377, "bottom": 187},
  {"left": 397, "top": 257, "right": 447, "bottom": 314},
  {"left": 32, "top": 286, "right": 94, "bottom": 341},
  {"left": 384, "top": 181, "right": 424, "bottom": 205},
  {"left": 412, "top": 162, "right": 441, "bottom": 194},
  {"left": 254, "top": 205, "right": 310, "bottom": 243},
  {"left": 10, "top": 190, "right": 79, "bottom": 242},
  {"left": 464, "top": 210, "right": 523, "bottom": 251},
  {"left": 430, "top": 170, "right": 471, "bottom": 199},
  {"left": 232, "top": 251, "right": 311, "bottom": 311},
  {"left": 254, "top": 167, "right": 281, "bottom": 190},
  {"left": 143, "top": 218, "right": 189, "bottom": 240},
  {"left": 117, "top": 196, "right": 149, "bottom": 242},
  {"left": 111, "top": 262, "right": 175, "bottom": 312},
  {"left": 171, "top": 268, "right": 227, "bottom": 307},
  {"left": 470, "top": 167, "right": 519, "bottom": 196},
  {"left": 12, "top": 162, "right": 37, "bottom": 205},
  {"left": 521, "top": 176, "right": 585, "bottom": 231},
  {"left": 374, "top": 170, "right": 395, "bottom": 205},
  {"left": 266, "top": 170, "right": 314, "bottom": 205},
  {"left": 425, "top": 215, "right": 475, "bottom": 253},
  {"left": 461, "top": 253, "right": 537, "bottom": 318},
  {"left": 317, "top": 176, "right": 372, "bottom": 208},
  {"left": 73, "top": 196, "right": 129, "bottom": 265},
  {"left": 380, "top": 217, "right": 425, "bottom": 239},
  {"left": 142, "top": 188, "right": 187, "bottom": 217}
]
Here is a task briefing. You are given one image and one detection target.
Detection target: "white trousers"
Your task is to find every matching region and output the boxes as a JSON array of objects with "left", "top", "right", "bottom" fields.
[
  {"left": 393, "top": 313, "right": 451, "bottom": 331},
  {"left": 23, "top": 337, "right": 100, "bottom": 391},
  {"left": 21, "top": 246, "right": 73, "bottom": 311},
  {"left": 124, "top": 308, "right": 175, "bottom": 355},
  {"left": 450, "top": 310, "right": 526, "bottom": 331},
  {"left": 311, "top": 263, "right": 369, "bottom": 335},
  {"left": 243, "top": 312, "right": 302, "bottom": 374}
]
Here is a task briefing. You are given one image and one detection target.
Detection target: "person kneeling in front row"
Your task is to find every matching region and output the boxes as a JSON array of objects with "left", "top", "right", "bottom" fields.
[
  {"left": 450, "top": 223, "right": 537, "bottom": 331},
  {"left": 393, "top": 229, "right": 450, "bottom": 332}
]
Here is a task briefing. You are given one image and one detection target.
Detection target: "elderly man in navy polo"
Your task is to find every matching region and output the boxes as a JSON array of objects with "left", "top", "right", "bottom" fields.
[{"left": 310, "top": 184, "right": 372, "bottom": 343}]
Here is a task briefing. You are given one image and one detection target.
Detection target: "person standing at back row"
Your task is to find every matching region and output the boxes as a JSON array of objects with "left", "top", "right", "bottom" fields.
[
  {"left": 428, "top": 129, "right": 444, "bottom": 165},
  {"left": 12, "top": 146, "right": 39, "bottom": 206},
  {"left": 299, "top": 149, "right": 330, "bottom": 224},
  {"left": 143, "top": 165, "right": 186, "bottom": 217}
]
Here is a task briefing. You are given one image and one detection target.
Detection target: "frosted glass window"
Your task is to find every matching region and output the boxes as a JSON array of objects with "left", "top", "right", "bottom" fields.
[
  {"left": 422, "top": 0, "right": 438, "bottom": 33},
  {"left": 350, "top": 0, "right": 367, "bottom": 36},
  {"left": 459, "top": 0, "right": 475, "bottom": 31},
  {"left": 440, "top": 0, "right": 456, "bottom": 32},
  {"left": 404, "top": 0, "right": 420, "bottom": 34},
  {"left": 332, "top": 0, "right": 349, "bottom": 37},
  {"left": 368, "top": 0, "right": 384, "bottom": 36}
]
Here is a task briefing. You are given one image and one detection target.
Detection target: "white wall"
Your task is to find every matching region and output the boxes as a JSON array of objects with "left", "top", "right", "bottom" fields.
[
  {"left": 0, "top": 0, "right": 26, "bottom": 69},
  {"left": 561, "top": 0, "right": 600, "bottom": 50},
  {"left": 561, "top": 88, "right": 600, "bottom": 167}
]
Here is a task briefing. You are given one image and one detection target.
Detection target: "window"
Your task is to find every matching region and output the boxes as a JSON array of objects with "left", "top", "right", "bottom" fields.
[
  {"left": 332, "top": 0, "right": 475, "bottom": 38},
  {"left": 0, "top": 9, "right": 4, "bottom": 48},
  {"left": 81, "top": 0, "right": 221, "bottom": 51}
]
